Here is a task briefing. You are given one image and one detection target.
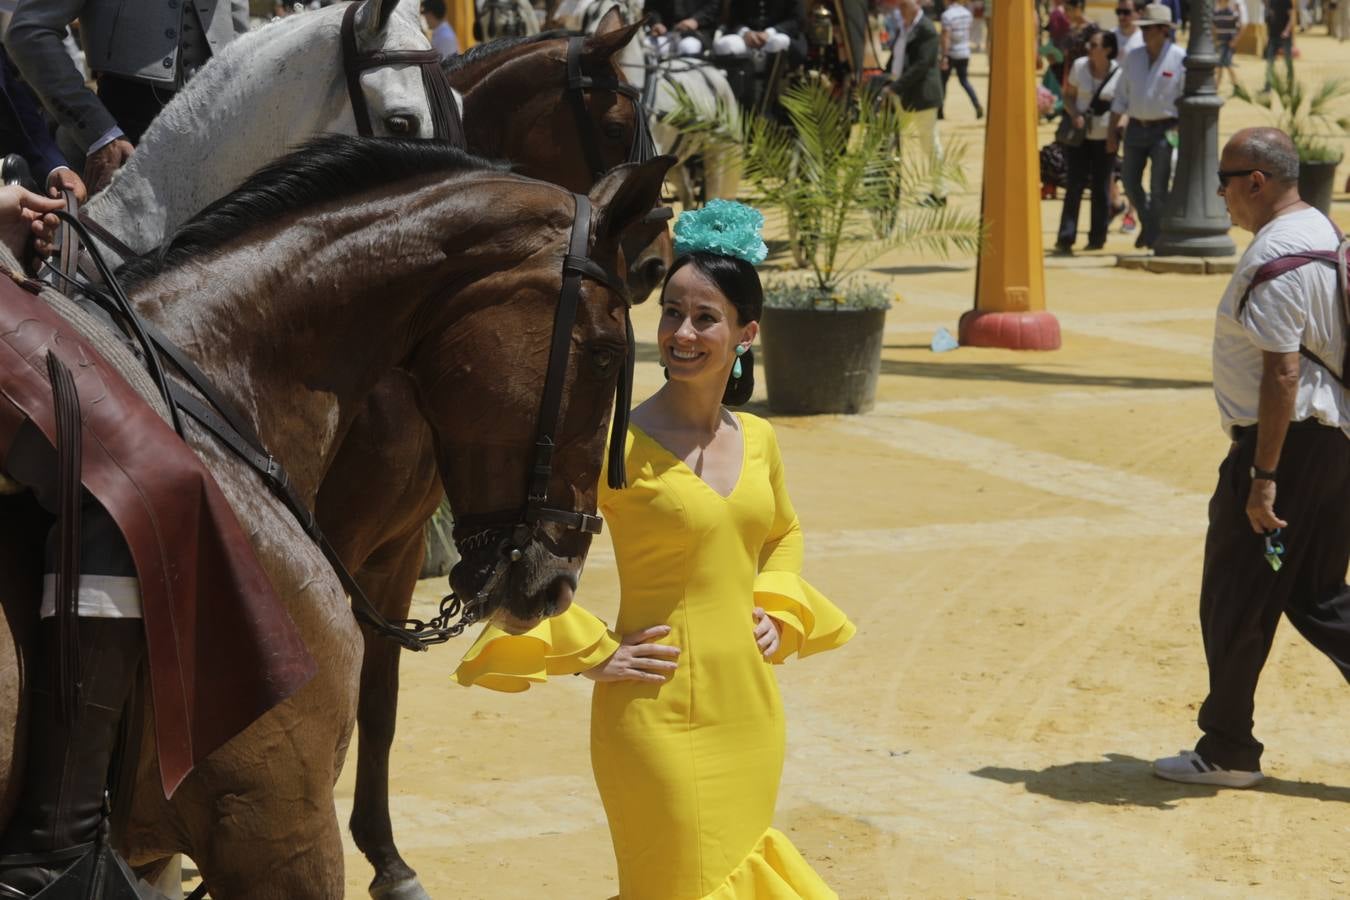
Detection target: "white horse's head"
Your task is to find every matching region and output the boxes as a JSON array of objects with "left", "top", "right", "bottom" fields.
[
  {"left": 347, "top": 0, "right": 443, "bottom": 139},
  {"left": 87, "top": 0, "right": 458, "bottom": 253}
]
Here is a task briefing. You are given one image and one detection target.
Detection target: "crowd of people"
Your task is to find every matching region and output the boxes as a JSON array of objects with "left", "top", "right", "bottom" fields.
[{"left": 1040, "top": 0, "right": 1337, "bottom": 253}]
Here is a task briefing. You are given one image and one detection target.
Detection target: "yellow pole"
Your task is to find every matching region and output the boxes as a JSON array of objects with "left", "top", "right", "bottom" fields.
[
  {"left": 959, "top": 0, "right": 1060, "bottom": 350},
  {"left": 450, "top": 0, "right": 477, "bottom": 50}
]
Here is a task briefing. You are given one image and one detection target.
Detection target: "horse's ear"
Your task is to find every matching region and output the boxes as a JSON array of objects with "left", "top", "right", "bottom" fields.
[
  {"left": 594, "top": 5, "right": 627, "bottom": 33},
  {"left": 584, "top": 16, "right": 644, "bottom": 63},
  {"left": 589, "top": 156, "right": 677, "bottom": 247},
  {"left": 354, "top": 0, "right": 401, "bottom": 43}
]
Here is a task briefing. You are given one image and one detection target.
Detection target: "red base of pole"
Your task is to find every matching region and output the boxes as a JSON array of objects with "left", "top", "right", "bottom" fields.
[{"left": 958, "top": 310, "right": 1062, "bottom": 351}]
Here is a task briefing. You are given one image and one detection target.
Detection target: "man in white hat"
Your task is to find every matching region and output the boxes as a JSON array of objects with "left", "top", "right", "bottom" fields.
[{"left": 1105, "top": 2, "right": 1186, "bottom": 251}]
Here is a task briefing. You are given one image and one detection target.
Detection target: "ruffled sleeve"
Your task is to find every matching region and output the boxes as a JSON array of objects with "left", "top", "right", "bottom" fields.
[
  {"left": 752, "top": 417, "right": 856, "bottom": 663},
  {"left": 754, "top": 570, "right": 855, "bottom": 663},
  {"left": 453, "top": 603, "right": 620, "bottom": 693}
]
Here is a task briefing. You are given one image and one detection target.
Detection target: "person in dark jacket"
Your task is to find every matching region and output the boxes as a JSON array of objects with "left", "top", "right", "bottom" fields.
[
  {"left": 713, "top": 0, "right": 806, "bottom": 60},
  {"left": 647, "top": 0, "right": 720, "bottom": 56},
  {"left": 0, "top": 47, "right": 86, "bottom": 202},
  {"left": 879, "top": 0, "right": 945, "bottom": 202}
]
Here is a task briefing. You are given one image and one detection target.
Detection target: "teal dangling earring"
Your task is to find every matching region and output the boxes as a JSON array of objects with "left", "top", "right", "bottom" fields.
[{"left": 732, "top": 344, "right": 747, "bottom": 380}]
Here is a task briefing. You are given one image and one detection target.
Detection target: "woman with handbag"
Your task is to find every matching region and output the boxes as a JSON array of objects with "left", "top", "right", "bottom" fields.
[{"left": 1055, "top": 30, "right": 1121, "bottom": 253}]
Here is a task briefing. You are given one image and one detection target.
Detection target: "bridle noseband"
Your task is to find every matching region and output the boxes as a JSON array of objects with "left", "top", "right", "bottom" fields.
[
  {"left": 445, "top": 192, "right": 636, "bottom": 625},
  {"left": 341, "top": 1, "right": 466, "bottom": 146},
  {"left": 565, "top": 35, "right": 657, "bottom": 182}
]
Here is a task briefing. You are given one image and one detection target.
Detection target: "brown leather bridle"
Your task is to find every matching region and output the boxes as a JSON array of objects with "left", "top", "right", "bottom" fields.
[
  {"left": 564, "top": 35, "right": 656, "bottom": 181},
  {"left": 438, "top": 191, "right": 636, "bottom": 632},
  {"left": 341, "top": 1, "right": 466, "bottom": 146}
]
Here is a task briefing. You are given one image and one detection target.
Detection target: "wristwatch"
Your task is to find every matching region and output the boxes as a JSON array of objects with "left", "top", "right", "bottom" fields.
[{"left": 1250, "top": 466, "right": 1278, "bottom": 482}]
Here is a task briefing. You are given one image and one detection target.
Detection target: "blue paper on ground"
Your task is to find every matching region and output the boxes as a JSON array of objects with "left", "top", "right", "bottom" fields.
[{"left": 930, "top": 326, "right": 959, "bottom": 353}]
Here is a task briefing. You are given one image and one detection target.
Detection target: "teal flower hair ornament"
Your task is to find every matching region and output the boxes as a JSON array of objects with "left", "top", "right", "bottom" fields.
[{"left": 672, "top": 199, "right": 769, "bottom": 266}]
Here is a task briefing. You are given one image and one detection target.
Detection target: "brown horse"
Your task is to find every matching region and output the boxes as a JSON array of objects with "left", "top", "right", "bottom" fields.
[
  {"left": 325, "top": 16, "right": 676, "bottom": 899},
  {"left": 1, "top": 139, "right": 672, "bottom": 898}
]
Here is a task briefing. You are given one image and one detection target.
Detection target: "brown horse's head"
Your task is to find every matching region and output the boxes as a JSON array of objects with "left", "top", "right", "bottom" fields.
[
  {"left": 408, "top": 156, "right": 673, "bottom": 632},
  {"left": 447, "top": 12, "right": 674, "bottom": 302}
]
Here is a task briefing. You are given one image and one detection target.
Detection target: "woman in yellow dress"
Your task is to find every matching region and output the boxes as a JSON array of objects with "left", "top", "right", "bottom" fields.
[{"left": 454, "top": 201, "right": 855, "bottom": 899}]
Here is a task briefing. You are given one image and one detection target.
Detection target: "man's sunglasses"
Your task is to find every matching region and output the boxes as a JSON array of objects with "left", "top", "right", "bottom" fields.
[
  {"left": 1217, "top": 168, "right": 1269, "bottom": 187},
  {"left": 1116, "top": 7, "right": 1134, "bottom": 14}
]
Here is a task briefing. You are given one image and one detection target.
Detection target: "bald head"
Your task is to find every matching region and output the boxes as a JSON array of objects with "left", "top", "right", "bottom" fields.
[{"left": 1226, "top": 127, "right": 1300, "bottom": 184}]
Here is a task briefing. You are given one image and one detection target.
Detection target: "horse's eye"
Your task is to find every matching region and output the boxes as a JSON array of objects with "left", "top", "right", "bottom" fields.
[
  {"left": 385, "top": 114, "right": 420, "bottom": 136},
  {"left": 602, "top": 121, "right": 625, "bottom": 141},
  {"left": 591, "top": 347, "right": 617, "bottom": 375}
]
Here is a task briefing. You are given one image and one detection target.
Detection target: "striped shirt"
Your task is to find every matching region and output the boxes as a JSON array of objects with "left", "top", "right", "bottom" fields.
[{"left": 940, "top": 5, "right": 973, "bottom": 60}]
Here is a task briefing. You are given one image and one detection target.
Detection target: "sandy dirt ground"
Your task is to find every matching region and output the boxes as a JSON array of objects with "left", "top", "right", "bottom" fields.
[{"left": 323, "top": 32, "right": 1350, "bottom": 900}]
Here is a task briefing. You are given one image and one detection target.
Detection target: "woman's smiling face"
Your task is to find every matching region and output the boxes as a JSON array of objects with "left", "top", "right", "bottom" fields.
[{"left": 658, "top": 263, "right": 755, "bottom": 386}]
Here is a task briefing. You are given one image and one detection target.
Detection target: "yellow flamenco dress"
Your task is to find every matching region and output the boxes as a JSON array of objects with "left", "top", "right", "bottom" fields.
[{"left": 454, "top": 413, "right": 855, "bottom": 899}]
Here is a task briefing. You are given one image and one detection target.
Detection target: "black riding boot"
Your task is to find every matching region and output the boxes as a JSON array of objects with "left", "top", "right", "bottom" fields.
[{"left": 0, "top": 618, "right": 145, "bottom": 897}]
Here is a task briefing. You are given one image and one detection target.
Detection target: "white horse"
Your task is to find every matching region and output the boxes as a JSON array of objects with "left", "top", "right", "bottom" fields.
[
  {"left": 80, "top": 0, "right": 450, "bottom": 260},
  {"left": 571, "top": 0, "right": 742, "bottom": 207}
]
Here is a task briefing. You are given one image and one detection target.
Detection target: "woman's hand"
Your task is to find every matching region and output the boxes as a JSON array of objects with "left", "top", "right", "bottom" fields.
[
  {"left": 583, "top": 625, "right": 679, "bottom": 683},
  {"left": 674, "top": 17, "right": 700, "bottom": 31},
  {"left": 1073, "top": 114, "right": 1086, "bottom": 131},
  {"left": 752, "top": 607, "right": 780, "bottom": 660}
]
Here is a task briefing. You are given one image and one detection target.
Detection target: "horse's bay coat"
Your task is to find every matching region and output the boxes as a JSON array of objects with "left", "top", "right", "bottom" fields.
[{"left": 0, "top": 262, "right": 315, "bottom": 799}]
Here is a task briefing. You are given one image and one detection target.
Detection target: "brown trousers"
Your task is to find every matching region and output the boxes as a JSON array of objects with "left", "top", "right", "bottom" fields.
[{"left": 1195, "top": 422, "right": 1350, "bottom": 771}]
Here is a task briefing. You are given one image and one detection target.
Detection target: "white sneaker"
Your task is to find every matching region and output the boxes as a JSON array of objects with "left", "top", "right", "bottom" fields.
[{"left": 1153, "top": 750, "right": 1264, "bottom": 788}]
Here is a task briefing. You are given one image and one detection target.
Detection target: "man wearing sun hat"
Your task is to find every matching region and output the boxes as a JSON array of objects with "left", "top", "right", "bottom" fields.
[{"left": 1106, "top": 2, "right": 1186, "bottom": 251}]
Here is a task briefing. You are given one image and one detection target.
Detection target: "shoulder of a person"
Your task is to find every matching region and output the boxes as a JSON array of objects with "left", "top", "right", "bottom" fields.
[
  {"left": 1241, "top": 211, "right": 1339, "bottom": 283},
  {"left": 736, "top": 411, "right": 778, "bottom": 449}
]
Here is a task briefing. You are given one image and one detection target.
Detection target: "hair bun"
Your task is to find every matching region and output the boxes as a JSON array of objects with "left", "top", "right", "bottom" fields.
[{"left": 672, "top": 200, "right": 769, "bottom": 266}]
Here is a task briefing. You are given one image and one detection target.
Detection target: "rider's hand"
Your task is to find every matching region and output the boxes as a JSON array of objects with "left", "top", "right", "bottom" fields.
[
  {"left": 84, "top": 138, "right": 134, "bottom": 195},
  {"left": 1073, "top": 114, "right": 1086, "bottom": 130},
  {"left": 46, "top": 167, "right": 88, "bottom": 204},
  {"left": 0, "top": 184, "right": 65, "bottom": 262},
  {"left": 744, "top": 30, "right": 768, "bottom": 49},
  {"left": 674, "top": 17, "right": 700, "bottom": 31},
  {"left": 752, "top": 607, "right": 780, "bottom": 660},
  {"left": 583, "top": 625, "right": 679, "bottom": 683},
  {"left": 651, "top": 21, "right": 668, "bottom": 35}
]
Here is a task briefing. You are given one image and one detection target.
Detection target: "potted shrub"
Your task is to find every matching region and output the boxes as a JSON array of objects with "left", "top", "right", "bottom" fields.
[
  {"left": 669, "top": 80, "right": 980, "bottom": 413},
  {"left": 1234, "top": 73, "right": 1350, "bottom": 215}
]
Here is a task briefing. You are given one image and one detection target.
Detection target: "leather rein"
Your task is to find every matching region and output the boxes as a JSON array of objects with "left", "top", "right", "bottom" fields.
[
  {"left": 43, "top": 192, "right": 633, "bottom": 650},
  {"left": 341, "top": 0, "right": 466, "bottom": 146},
  {"left": 565, "top": 35, "right": 657, "bottom": 180}
]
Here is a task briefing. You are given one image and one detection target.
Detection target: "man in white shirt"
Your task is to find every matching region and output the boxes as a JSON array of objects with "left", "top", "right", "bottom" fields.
[
  {"left": 1154, "top": 127, "right": 1350, "bottom": 790},
  {"left": 1112, "top": 2, "right": 1145, "bottom": 56},
  {"left": 1106, "top": 2, "right": 1186, "bottom": 250}
]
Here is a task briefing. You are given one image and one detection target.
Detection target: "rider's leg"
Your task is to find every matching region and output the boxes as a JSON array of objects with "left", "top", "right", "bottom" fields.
[{"left": 0, "top": 422, "right": 145, "bottom": 897}]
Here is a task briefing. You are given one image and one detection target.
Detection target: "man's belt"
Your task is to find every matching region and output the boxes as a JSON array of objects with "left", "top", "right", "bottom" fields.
[
  {"left": 1131, "top": 116, "right": 1178, "bottom": 127},
  {"left": 1230, "top": 418, "right": 1336, "bottom": 441}
]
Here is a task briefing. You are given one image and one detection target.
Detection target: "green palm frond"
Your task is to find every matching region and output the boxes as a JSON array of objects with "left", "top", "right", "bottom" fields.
[
  {"left": 664, "top": 76, "right": 982, "bottom": 296},
  {"left": 1234, "top": 70, "right": 1350, "bottom": 162}
]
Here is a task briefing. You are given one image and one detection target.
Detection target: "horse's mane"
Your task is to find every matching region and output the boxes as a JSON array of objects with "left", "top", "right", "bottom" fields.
[
  {"left": 442, "top": 29, "right": 584, "bottom": 73},
  {"left": 120, "top": 136, "right": 509, "bottom": 287}
]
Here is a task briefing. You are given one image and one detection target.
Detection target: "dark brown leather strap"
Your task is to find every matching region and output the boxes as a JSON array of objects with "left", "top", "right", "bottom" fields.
[
  {"left": 57, "top": 189, "right": 81, "bottom": 286},
  {"left": 45, "top": 350, "right": 83, "bottom": 725}
]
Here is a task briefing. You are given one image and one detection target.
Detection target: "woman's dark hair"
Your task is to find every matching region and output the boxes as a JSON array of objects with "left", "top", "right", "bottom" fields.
[
  {"left": 1098, "top": 29, "right": 1119, "bottom": 59},
  {"left": 660, "top": 252, "right": 763, "bottom": 407}
]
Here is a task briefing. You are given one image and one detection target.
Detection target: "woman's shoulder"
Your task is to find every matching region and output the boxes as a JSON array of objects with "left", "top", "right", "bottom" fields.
[{"left": 734, "top": 410, "right": 781, "bottom": 451}]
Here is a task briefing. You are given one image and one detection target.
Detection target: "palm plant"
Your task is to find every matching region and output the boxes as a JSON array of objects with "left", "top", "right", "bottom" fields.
[
  {"left": 666, "top": 78, "right": 981, "bottom": 304},
  {"left": 1233, "top": 72, "right": 1350, "bottom": 163}
]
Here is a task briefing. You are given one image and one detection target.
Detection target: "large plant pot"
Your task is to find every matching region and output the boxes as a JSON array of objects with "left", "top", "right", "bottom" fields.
[
  {"left": 1298, "top": 158, "right": 1341, "bottom": 216},
  {"left": 761, "top": 306, "right": 886, "bottom": 415}
]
